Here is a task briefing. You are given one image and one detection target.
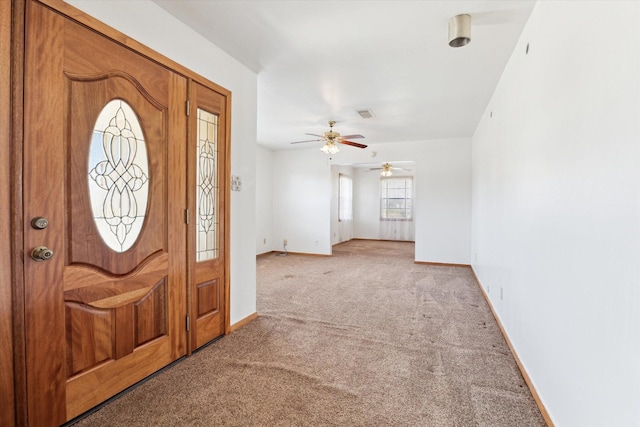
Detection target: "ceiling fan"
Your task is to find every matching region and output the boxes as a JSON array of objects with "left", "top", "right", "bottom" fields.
[
  {"left": 367, "top": 163, "right": 412, "bottom": 177},
  {"left": 290, "top": 121, "right": 367, "bottom": 153}
]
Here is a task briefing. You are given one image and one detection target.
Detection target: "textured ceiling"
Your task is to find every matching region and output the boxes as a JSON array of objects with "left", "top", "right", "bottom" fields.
[{"left": 154, "top": 0, "right": 536, "bottom": 150}]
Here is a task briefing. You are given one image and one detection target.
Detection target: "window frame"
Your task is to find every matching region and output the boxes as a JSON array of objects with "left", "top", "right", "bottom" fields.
[{"left": 379, "top": 176, "right": 413, "bottom": 221}]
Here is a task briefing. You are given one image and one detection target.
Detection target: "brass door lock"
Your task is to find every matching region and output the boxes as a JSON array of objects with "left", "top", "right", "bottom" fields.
[
  {"left": 31, "top": 217, "right": 49, "bottom": 230},
  {"left": 31, "top": 246, "right": 54, "bottom": 261}
]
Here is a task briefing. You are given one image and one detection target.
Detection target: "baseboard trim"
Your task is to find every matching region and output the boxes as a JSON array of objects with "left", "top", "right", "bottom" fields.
[
  {"left": 286, "top": 251, "right": 331, "bottom": 257},
  {"left": 470, "top": 267, "right": 554, "bottom": 427},
  {"left": 414, "top": 261, "right": 471, "bottom": 268},
  {"left": 336, "top": 238, "right": 415, "bottom": 244},
  {"left": 229, "top": 312, "right": 258, "bottom": 333},
  {"left": 257, "top": 250, "right": 331, "bottom": 258}
]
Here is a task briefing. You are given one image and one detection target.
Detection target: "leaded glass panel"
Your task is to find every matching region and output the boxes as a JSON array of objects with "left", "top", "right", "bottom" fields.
[
  {"left": 196, "top": 108, "right": 219, "bottom": 261},
  {"left": 88, "top": 99, "right": 149, "bottom": 253}
]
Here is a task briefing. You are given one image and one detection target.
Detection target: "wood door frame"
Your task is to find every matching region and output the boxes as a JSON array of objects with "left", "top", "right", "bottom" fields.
[
  {"left": 1, "top": 0, "right": 14, "bottom": 424},
  {"left": 5, "top": 1, "right": 27, "bottom": 426},
  {"left": 8, "top": 0, "right": 232, "bottom": 423}
]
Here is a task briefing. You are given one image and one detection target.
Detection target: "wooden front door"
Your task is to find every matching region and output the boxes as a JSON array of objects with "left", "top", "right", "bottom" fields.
[
  {"left": 189, "top": 82, "right": 228, "bottom": 350},
  {"left": 23, "top": 2, "right": 187, "bottom": 424}
]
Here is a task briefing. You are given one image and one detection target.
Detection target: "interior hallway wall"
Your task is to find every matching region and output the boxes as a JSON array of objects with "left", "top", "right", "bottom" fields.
[
  {"left": 256, "top": 145, "right": 273, "bottom": 255},
  {"left": 271, "top": 148, "right": 333, "bottom": 255},
  {"left": 471, "top": 2, "right": 640, "bottom": 425}
]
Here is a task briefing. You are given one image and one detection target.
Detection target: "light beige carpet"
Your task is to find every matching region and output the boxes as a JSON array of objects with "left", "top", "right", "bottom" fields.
[{"left": 72, "top": 239, "right": 545, "bottom": 426}]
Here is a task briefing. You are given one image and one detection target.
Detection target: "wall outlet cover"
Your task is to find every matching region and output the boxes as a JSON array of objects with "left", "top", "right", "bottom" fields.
[{"left": 231, "top": 175, "right": 242, "bottom": 191}]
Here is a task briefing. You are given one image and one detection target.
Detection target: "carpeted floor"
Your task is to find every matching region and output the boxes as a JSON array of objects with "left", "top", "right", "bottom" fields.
[{"left": 72, "top": 239, "right": 545, "bottom": 426}]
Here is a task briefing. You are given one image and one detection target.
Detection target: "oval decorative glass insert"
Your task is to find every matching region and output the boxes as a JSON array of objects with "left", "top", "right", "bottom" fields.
[{"left": 88, "top": 99, "right": 149, "bottom": 252}]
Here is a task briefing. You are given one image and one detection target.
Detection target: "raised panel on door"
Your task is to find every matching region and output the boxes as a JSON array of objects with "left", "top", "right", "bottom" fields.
[
  {"left": 189, "top": 82, "right": 228, "bottom": 350},
  {"left": 23, "top": 2, "right": 187, "bottom": 424}
]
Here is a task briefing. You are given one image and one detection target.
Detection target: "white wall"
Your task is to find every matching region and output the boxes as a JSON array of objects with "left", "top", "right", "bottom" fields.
[
  {"left": 353, "top": 167, "right": 383, "bottom": 240},
  {"left": 256, "top": 145, "right": 273, "bottom": 254},
  {"left": 272, "top": 138, "right": 471, "bottom": 264},
  {"left": 272, "top": 149, "right": 333, "bottom": 255},
  {"left": 471, "top": 2, "right": 640, "bottom": 426},
  {"left": 67, "top": 0, "right": 258, "bottom": 325}
]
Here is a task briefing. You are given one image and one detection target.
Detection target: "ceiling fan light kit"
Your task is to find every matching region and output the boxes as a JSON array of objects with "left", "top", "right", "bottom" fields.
[
  {"left": 320, "top": 141, "right": 340, "bottom": 154},
  {"left": 290, "top": 120, "right": 367, "bottom": 154},
  {"left": 448, "top": 14, "right": 471, "bottom": 48},
  {"left": 368, "top": 163, "right": 412, "bottom": 175}
]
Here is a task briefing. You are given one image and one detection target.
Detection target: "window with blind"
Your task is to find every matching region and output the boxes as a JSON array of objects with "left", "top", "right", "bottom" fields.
[
  {"left": 380, "top": 177, "right": 412, "bottom": 220},
  {"left": 338, "top": 174, "right": 353, "bottom": 221}
]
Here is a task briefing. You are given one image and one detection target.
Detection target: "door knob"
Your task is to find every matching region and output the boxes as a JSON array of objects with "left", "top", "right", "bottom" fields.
[{"left": 31, "top": 246, "right": 54, "bottom": 261}]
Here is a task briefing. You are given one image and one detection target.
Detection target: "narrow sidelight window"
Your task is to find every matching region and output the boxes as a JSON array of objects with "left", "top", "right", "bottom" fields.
[{"left": 196, "top": 108, "right": 219, "bottom": 261}]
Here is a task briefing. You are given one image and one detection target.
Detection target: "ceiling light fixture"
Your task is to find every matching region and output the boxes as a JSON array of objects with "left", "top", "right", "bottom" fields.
[
  {"left": 448, "top": 14, "right": 471, "bottom": 48},
  {"left": 381, "top": 163, "right": 392, "bottom": 177},
  {"left": 320, "top": 141, "right": 340, "bottom": 154}
]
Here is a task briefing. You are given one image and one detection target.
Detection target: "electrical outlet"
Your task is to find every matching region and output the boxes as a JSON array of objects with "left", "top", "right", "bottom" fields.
[
  {"left": 231, "top": 175, "right": 242, "bottom": 191},
  {"left": 283, "top": 239, "right": 287, "bottom": 246},
  {"left": 263, "top": 238, "right": 266, "bottom": 244},
  {"left": 500, "top": 287, "right": 503, "bottom": 300}
]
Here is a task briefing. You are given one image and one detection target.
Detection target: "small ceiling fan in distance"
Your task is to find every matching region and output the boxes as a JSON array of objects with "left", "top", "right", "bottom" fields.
[
  {"left": 290, "top": 120, "right": 367, "bottom": 154},
  {"left": 368, "top": 163, "right": 412, "bottom": 176}
]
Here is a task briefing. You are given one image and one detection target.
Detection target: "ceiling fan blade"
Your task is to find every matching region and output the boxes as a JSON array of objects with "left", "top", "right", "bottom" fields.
[
  {"left": 305, "top": 133, "right": 324, "bottom": 138},
  {"left": 392, "top": 167, "right": 412, "bottom": 172},
  {"left": 340, "top": 134, "right": 364, "bottom": 140},
  {"left": 290, "top": 138, "right": 323, "bottom": 144},
  {"left": 340, "top": 140, "right": 367, "bottom": 149}
]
